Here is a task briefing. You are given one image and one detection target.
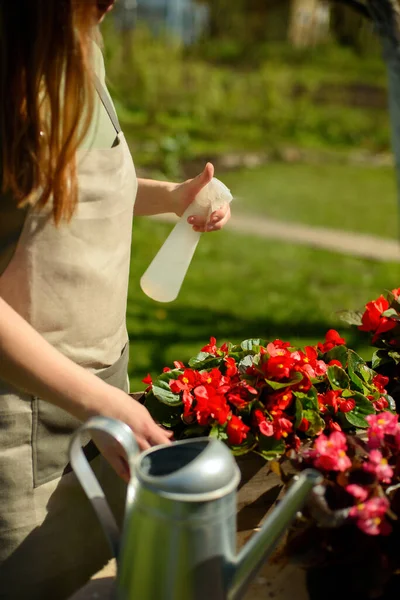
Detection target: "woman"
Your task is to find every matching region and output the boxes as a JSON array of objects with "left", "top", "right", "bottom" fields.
[{"left": 0, "top": 1, "right": 230, "bottom": 598}]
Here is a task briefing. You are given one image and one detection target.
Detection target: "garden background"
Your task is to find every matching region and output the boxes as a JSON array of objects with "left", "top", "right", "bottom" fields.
[{"left": 101, "top": 0, "right": 399, "bottom": 390}]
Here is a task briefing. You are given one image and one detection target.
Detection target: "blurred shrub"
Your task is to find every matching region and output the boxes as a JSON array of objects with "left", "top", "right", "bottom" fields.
[{"left": 101, "top": 23, "right": 390, "bottom": 172}]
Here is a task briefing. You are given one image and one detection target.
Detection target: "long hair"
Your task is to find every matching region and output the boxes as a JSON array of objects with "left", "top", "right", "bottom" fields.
[{"left": 0, "top": 0, "right": 99, "bottom": 223}]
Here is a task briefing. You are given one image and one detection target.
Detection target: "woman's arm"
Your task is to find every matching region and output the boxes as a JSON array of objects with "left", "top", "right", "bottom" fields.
[
  {"left": 0, "top": 296, "right": 171, "bottom": 454},
  {"left": 134, "top": 163, "right": 231, "bottom": 232}
]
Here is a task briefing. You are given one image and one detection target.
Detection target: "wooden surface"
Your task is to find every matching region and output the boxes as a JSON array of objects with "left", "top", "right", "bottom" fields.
[{"left": 69, "top": 544, "right": 308, "bottom": 600}]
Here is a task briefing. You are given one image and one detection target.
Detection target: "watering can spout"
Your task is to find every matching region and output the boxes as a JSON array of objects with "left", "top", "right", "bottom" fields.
[{"left": 228, "top": 469, "right": 322, "bottom": 600}]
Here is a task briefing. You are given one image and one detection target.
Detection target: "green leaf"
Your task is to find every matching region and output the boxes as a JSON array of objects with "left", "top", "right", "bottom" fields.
[
  {"left": 178, "top": 426, "right": 209, "bottom": 439},
  {"left": 241, "top": 339, "right": 262, "bottom": 351},
  {"left": 294, "top": 398, "right": 303, "bottom": 428},
  {"left": 294, "top": 389, "right": 318, "bottom": 411},
  {"left": 324, "top": 345, "right": 348, "bottom": 366},
  {"left": 152, "top": 380, "right": 182, "bottom": 406},
  {"left": 238, "top": 355, "right": 254, "bottom": 374},
  {"left": 265, "top": 371, "right": 303, "bottom": 390},
  {"left": 157, "top": 369, "right": 183, "bottom": 383},
  {"left": 338, "top": 310, "right": 363, "bottom": 327},
  {"left": 327, "top": 365, "right": 350, "bottom": 390},
  {"left": 209, "top": 424, "right": 228, "bottom": 441},
  {"left": 388, "top": 351, "right": 400, "bottom": 364},
  {"left": 372, "top": 350, "right": 393, "bottom": 370},
  {"left": 228, "top": 434, "right": 257, "bottom": 456},
  {"left": 144, "top": 392, "right": 182, "bottom": 428},
  {"left": 347, "top": 350, "right": 367, "bottom": 392},
  {"left": 382, "top": 308, "right": 400, "bottom": 320},
  {"left": 359, "top": 364, "right": 375, "bottom": 385},
  {"left": 188, "top": 352, "right": 223, "bottom": 370},
  {"left": 387, "top": 394, "right": 396, "bottom": 411},
  {"left": 302, "top": 409, "right": 325, "bottom": 436},
  {"left": 257, "top": 434, "right": 286, "bottom": 460},
  {"left": 344, "top": 391, "right": 375, "bottom": 429},
  {"left": 387, "top": 291, "right": 400, "bottom": 312}
]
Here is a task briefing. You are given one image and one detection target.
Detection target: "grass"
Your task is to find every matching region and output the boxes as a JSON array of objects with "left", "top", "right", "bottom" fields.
[
  {"left": 222, "top": 164, "right": 399, "bottom": 239},
  {"left": 126, "top": 219, "right": 399, "bottom": 391}
]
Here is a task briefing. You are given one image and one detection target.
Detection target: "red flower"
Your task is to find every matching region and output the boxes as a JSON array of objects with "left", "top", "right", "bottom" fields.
[
  {"left": 372, "top": 396, "right": 389, "bottom": 412},
  {"left": 325, "top": 415, "right": 342, "bottom": 432},
  {"left": 318, "top": 390, "right": 341, "bottom": 413},
  {"left": 266, "top": 341, "right": 291, "bottom": 357},
  {"left": 182, "top": 391, "right": 195, "bottom": 421},
  {"left": 318, "top": 390, "right": 355, "bottom": 414},
  {"left": 293, "top": 372, "right": 312, "bottom": 393},
  {"left": 392, "top": 287, "right": 400, "bottom": 299},
  {"left": 272, "top": 415, "right": 293, "bottom": 440},
  {"left": 226, "top": 382, "right": 258, "bottom": 409},
  {"left": 199, "top": 368, "right": 229, "bottom": 390},
  {"left": 254, "top": 409, "right": 274, "bottom": 436},
  {"left": 226, "top": 415, "right": 250, "bottom": 445},
  {"left": 310, "top": 431, "right": 351, "bottom": 472},
  {"left": 339, "top": 398, "right": 356, "bottom": 413},
  {"left": 173, "top": 361, "right": 185, "bottom": 369},
  {"left": 266, "top": 340, "right": 291, "bottom": 356},
  {"left": 194, "top": 385, "right": 231, "bottom": 426},
  {"left": 328, "top": 359, "right": 342, "bottom": 367},
  {"left": 359, "top": 295, "right": 397, "bottom": 341},
  {"left": 201, "top": 337, "right": 218, "bottom": 354},
  {"left": 266, "top": 389, "right": 293, "bottom": 411},
  {"left": 224, "top": 356, "right": 238, "bottom": 378},
  {"left": 298, "top": 418, "right": 310, "bottom": 432},
  {"left": 291, "top": 346, "right": 327, "bottom": 378},
  {"left": 170, "top": 369, "right": 199, "bottom": 394},
  {"left": 201, "top": 337, "right": 229, "bottom": 356},
  {"left": 253, "top": 410, "right": 292, "bottom": 439},
  {"left": 373, "top": 374, "right": 389, "bottom": 394},
  {"left": 142, "top": 373, "right": 152, "bottom": 386},
  {"left": 263, "top": 355, "right": 294, "bottom": 380},
  {"left": 318, "top": 330, "right": 346, "bottom": 353}
]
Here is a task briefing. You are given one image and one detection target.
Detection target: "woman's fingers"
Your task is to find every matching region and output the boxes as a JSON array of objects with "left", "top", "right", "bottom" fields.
[{"left": 188, "top": 205, "right": 231, "bottom": 232}]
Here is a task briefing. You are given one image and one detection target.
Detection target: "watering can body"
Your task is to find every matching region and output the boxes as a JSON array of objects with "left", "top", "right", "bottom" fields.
[{"left": 69, "top": 417, "right": 321, "bottom": 600}]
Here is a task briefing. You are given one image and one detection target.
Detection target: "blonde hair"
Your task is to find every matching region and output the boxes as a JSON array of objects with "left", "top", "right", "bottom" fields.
[{"left": 0, "top": 0, "right": 98, "bottom": 223}]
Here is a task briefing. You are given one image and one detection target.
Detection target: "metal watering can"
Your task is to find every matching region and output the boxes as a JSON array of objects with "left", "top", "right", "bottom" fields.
[{"left": 69, "top": 417, "right": 321, "bottom": 600}]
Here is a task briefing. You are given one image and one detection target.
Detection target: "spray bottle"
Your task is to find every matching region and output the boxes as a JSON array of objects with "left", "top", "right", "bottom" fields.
[{"left": 140, "top": 177, "right": 233, "bottom": 303}]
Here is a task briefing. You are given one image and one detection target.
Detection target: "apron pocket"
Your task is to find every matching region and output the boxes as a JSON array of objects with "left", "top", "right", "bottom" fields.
[{"left": 32, "top": 343, "right": 130, "bottom": 488}]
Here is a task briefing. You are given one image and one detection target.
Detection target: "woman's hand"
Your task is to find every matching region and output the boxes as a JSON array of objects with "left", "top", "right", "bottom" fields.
[
  {"left": 171, "top": 163, "right": 231, "bottom": 232},
  {"left": 92, "top": 391, "right": 173, "bottom": 482}
]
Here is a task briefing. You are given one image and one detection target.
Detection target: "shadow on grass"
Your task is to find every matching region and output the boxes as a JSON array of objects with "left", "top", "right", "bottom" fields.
[{"left": 127, "top": 302, "right": 368, "bottom": 380}]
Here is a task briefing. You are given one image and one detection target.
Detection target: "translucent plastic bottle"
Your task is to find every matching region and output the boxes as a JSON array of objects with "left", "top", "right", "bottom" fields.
[{"left": 140, "top": 177, "right": 233, "bottom": 303}]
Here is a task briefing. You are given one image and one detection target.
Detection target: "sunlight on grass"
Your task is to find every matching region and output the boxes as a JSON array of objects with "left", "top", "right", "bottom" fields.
[
  {"left": 222, "top": 163, "right": 398, "bottom": 239},
  {"left": 127, "top": 219, "right": 398, "bottom": 390}
]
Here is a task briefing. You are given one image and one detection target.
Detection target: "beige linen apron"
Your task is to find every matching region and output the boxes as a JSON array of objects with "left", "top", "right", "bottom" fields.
[{"left": 0, "top": 78, "right": 137, "bottom": 599}]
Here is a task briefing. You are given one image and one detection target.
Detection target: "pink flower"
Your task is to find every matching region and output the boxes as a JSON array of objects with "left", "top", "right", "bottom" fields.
[
  {"left": 366, "top": 412, "right": 399, "bottom": 449},
  {"left": 364, "top": 450, "right": 394, "bottom": 484},
  {"left": 311, "top": 431, "right": 352, "bottom": 472},
  {"left": 346, "top": 484, "right": 368, "bottom": 502},
  {"left": 349, "top": 497, "right": 391, "bottom": 536}
]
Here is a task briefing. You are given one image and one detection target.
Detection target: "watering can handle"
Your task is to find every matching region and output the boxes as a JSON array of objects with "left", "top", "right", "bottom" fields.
[{"left": 69, "top": 416, "right": 139, "bottom": 558}]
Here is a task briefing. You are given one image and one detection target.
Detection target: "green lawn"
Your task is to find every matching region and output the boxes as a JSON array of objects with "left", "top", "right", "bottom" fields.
[
  {"left": 127, "top": 219, "right": 399, "bottom": 391},
  {"left": 221, "top": 164, "right": 399, "bottom": 239}
]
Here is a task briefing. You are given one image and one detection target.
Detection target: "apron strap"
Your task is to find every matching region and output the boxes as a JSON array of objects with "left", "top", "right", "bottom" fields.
[{"left": 94, "top": 75, "right": 122, "bottom": 135}]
